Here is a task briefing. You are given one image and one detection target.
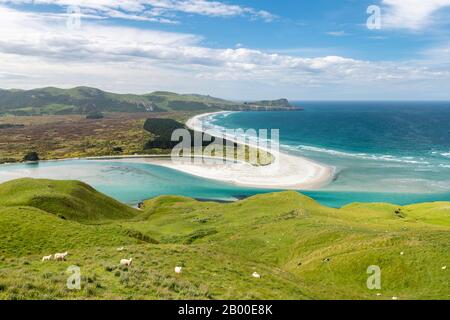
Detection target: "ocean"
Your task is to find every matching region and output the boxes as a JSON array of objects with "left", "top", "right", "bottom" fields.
[
  {"left": 1, "top": 101, "right": 449, "bottom": 207},
  {"left": 0, "top": 159, "right": 277, "bottom": 205},
  {"left": 208, "top": 101, "right": 450, "bottom": 204}
]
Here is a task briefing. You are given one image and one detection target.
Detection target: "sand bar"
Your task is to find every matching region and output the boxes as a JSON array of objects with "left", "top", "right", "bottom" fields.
[
  {"left": 0, "top": 112, "right": 334, "bottom": 190},
  {"left": 112, "top": 111, "right": 334, "bottom": 190}
]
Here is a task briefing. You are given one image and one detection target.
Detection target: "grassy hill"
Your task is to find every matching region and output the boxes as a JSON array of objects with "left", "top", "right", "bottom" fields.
[
  {"left": 0, "top": 179, "right": 448, "bottom": 300},
  {"left": 0, "top": 178, "right": 138, "bottom": 222},
  {"left": 0, "top": 87, "right": 297, "bottom": 115}
]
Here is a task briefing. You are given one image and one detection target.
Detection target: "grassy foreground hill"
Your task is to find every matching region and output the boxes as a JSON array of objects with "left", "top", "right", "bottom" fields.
[
  {"left": 0, "top": 179, "right": 137, "bottom": 222},
  {"left": 0, "top": 178, "right": 448, "bottom": 300},
  {"left": 0, "top": 87, "right": 297, "bottom": 115}
]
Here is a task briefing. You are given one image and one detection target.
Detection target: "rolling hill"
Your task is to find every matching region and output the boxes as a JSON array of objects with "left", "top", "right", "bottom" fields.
[
  {"left": 0, "top": 178, "right": 138, "bottom": 222},
  {"left": 0, "top": 178, "right": 448, "bottom": 300},
  {"left": 0, "top": 87, "right": 298, "bottom": 115}
]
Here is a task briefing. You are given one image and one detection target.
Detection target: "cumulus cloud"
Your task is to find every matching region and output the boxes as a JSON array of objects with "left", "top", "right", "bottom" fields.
[
  {"left": 382, "top": 0, "right": 450, "bottom": 30},
  {"left": 0, "top": 0, "right": 277, "bottom": 23},
  {"left": 0, "top": 5, "right": 448, "bottom": 99}
]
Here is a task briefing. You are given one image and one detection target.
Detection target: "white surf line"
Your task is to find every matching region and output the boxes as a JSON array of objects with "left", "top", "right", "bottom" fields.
[
  {"left": 0, "top": 112, "right": 334, "bottom": 190},
  {"left": 152, "top": 111, "right": 335, "bottom": 190}
]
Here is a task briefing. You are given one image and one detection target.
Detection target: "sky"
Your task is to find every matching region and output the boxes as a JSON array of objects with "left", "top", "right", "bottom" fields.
[{"left": 0, "top": 0, "right": 450, "bottom": 100}]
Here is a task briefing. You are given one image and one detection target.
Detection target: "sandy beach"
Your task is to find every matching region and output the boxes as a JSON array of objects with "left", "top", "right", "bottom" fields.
[
  {"left": 106, "top": 111, "right": 334, "bottom": 190},
  {"left": 0, "top": 111, "right": 333, "bottom": 190}
]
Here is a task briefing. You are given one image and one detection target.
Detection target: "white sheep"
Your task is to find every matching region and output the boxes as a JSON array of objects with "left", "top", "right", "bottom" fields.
[
  {"left": 442, "top": 266, "right": 447, "bottom": 270},
  {"left": 54, "top": 252, "right": 68, "bottom": 261},
  {"left": 392, "top": 296, "right": 399, "bottom": 300},
  {"left": 120, "top": 258, "right": 133, "bottom": 267},
  {"left": 175, "top": 266, "right": 182, "bottom": 274},
  {"left": 252, "top": 272, "right": 261, "bottom": 279},
  {"left": 42, "top": 255, "right": 52, "bottom": 261},
  {"left": 117, "top": 247, "right": 125, "bottom": 251}
]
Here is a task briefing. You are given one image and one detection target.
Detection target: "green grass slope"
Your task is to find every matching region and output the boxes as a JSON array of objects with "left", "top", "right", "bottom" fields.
[
  {"left": 0, "top": 180, "right": 448, "bottom": 300},
  {"left": 0, "top": 206, "right": 140, "bottom": 257},
  {"left": 0, "top": 178, "right": 138, "bottom": 222},
  {"left": 0, "top": 87, "right": 295, "bottom": 115},
  {"left": 124, "top": 192, "right": 450, "bottom": 300}
]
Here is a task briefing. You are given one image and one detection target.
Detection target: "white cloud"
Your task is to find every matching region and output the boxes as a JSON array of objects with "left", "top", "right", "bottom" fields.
[
  {"left": 420, "top": 43, "right": 450, "bottom": 65},
  {"left": 326, "top": 31, "right": 347, "bottom": 37},
  {"left": 0, "top": 5, "right": 449, "bottom": 99},
  {"left": 382, "top": 0, "right": 450, "bottom": 30},
  {"left": 0, "top": 0, "right": 277, "bottom": 23}
]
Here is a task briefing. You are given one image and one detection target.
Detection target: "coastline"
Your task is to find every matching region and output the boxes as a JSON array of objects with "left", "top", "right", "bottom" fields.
[
  {"left": 183, "top": 111, "right": 334, "bottom": 189},
  {"left": 0, "top": 111, "right": 334, "bottom": 190},
  {"left": 128, "top": 111, "right": 334, "bottom": 190}
]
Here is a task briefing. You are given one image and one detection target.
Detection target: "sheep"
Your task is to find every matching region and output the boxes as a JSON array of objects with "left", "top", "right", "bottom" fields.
[
  {"left": 120, "top": 258, "right": 133, "bottom": 267},
  {"left": 117, "top": 247, "right": 125, "bottom": 252},
  {"left": 442, "top": 266, "right": 447, "bottom": 270},
  {"left": 175, "top": 266, "right": 182, "bottom": 274},
  {"left": 252, "top": 272, "right": 261, "bottom": 279},
  {"left": 54, "top": 252, "right": 68, "bottom": 261},
  {"left": 392, "top": 296, "right": 399, "bottom": 300},
  {"left": 42, "top": 255, "right": 52, "bottom": 262},
  {"left": 400, "top": 252, "right": 404, "bottom": 256}
]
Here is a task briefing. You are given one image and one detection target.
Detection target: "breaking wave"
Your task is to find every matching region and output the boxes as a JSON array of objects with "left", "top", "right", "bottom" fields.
[{"left": 289, "top": 145, "right": 432, "bottom": 165}]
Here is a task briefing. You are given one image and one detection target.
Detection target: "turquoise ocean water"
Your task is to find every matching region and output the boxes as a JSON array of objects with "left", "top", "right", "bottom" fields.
[{"left": 1, "top": 101, "right": 449, "bottom": 207}]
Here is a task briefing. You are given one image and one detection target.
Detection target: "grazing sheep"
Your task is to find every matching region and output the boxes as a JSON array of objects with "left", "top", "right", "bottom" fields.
[
  {"left": 54, "top": 252, "right": 68, "bottom": 261},
  {"left": 400, "top": 252, "right": 404, "bottom": 256},
  {"left": 42, "top": 255, "right": 52, "bottom": 261},
  {"left": 252, "top": 272, "right": 261, "bottom": 279},
  {"left": 120, "top": 258, "right": 133, "bottom": 267},
  {"left": 376, "top": 293, "right": 382, "bottom": 297},
  {"left": 442, "top": 266, "right": 447, "bottom": 270},
  {"left": 392, "top": 296, "right": 398, "bottom": 300},
  {"left": 175, "top": 266, "right": 182, "bottom": 274},
  {"left": 117, "top": 247, "right": 125, "bottom": 252}
]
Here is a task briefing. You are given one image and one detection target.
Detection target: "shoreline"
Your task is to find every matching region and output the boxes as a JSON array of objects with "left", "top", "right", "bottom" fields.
[
  {"left": 0, "top": 111, "right": 335, "bottom": 190},
  {"left": 178, "top": 111, "right": 334, "bottom": 190},
  {"left": 127, "top": 110, "right": 333, "bottom": 190}
]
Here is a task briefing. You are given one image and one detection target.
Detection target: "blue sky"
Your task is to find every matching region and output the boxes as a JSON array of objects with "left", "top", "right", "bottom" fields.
[{"left": 0, "top": 0, "right": 450, "bottom": 99}]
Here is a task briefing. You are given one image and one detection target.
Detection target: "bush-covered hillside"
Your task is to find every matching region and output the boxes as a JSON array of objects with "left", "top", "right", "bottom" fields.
[
  {"left": 0, "top": 87, "right": 297, "bottom": 115},
  {"left": 143, "top": 118, "right": 220, "bottom": 150}
]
